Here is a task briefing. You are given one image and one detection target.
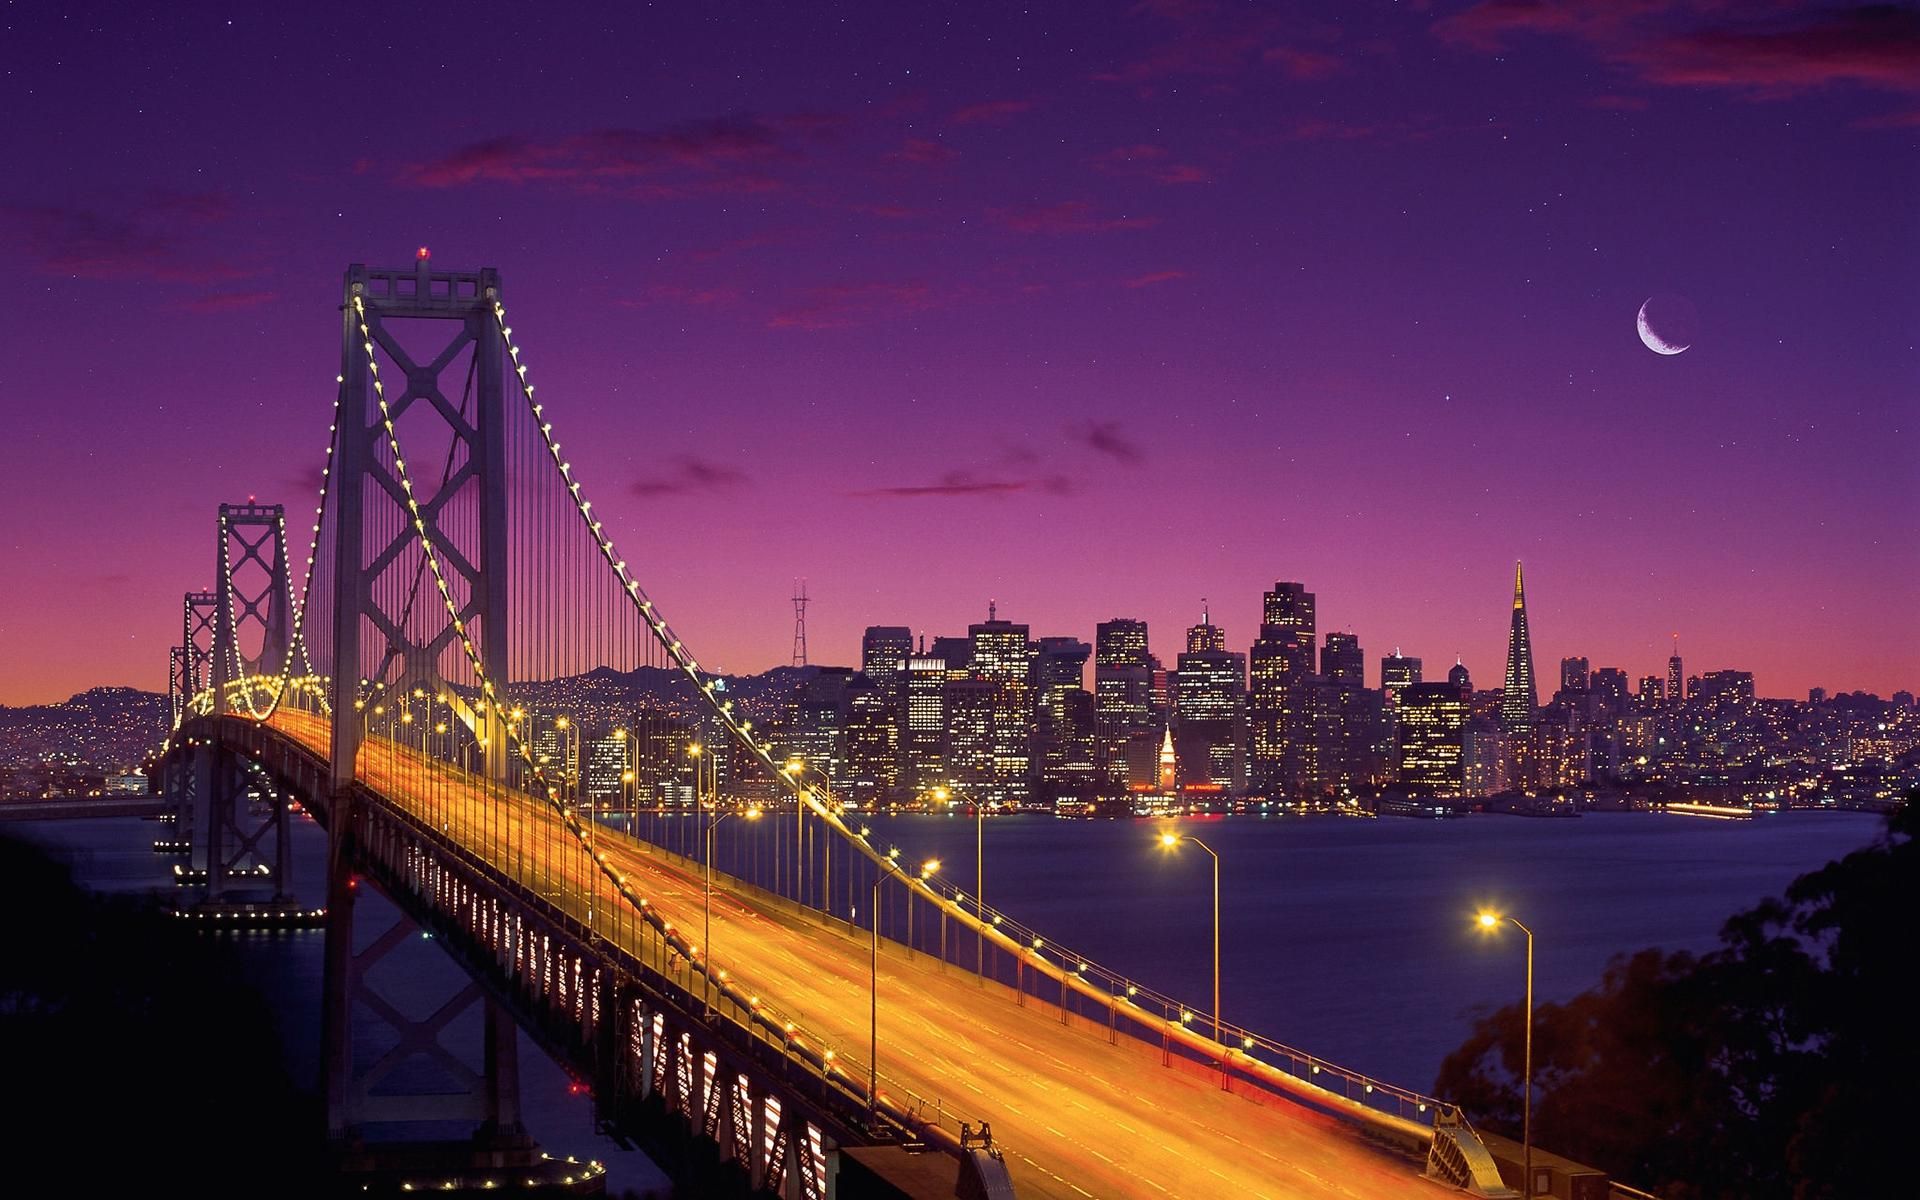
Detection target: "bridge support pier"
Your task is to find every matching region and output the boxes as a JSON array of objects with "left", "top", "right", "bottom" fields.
[
  {"left": 321, "top": 819, "right": 528, "bottom": 1149},
  {"left": 156, "top": 590, "right": 219, "bottom": 855},
  {"left": 152, "top": 744, "right": 197, "bottom": 855},
  {"left": 174, "top": 737, "right": 311, "bottom": 926}
]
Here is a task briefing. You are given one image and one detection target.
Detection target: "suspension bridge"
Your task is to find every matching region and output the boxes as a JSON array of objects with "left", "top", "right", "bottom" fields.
[{"left": 153, "top": 256, "right": 1517, "bottom": 1199}]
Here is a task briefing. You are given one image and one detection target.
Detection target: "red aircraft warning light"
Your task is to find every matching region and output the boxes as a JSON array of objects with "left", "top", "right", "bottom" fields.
[{"left": 416, "top": 246, "right": 431, "bottom": 261}]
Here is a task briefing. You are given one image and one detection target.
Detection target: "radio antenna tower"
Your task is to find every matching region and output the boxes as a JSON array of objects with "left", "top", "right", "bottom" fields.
[{"left": 791, "top": 579, "right": 810, "bottom": 667}]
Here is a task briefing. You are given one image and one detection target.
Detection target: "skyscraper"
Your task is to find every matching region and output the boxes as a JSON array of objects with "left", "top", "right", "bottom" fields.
[
  {"left": 1247, "top": 581, "right": 1317, "bottom": 798},
  {"left": 1398, "top": 670, "right": 1471, "bottom": 795},
  {"left": 1186, "top": 606, "right": 1226, "bottom": 653},
  {"left": 790, "top": 666, "right": 854, "bottom": 779},
  {"left": 1173, "top": 613, "right": 1245, "bottom": 793},
  {"left": 1380, "top": 651, "right": 1422, "bottom": 709},
  {"left": 1322, "top": 632, "right": 1364, "bottom": 688},
  {"left": 841, "top": 674, "right": 899, "bottom": 807},
  {"left": 1032, "top": 637, "right": 1095, "bottom": 796},
  {"left": 942, "top": 677, "right": 996, "bottom": 800},
  {"left": 968, "top": 604, "right": 1033, "bottom": 806},
  {"left": 902, "top": 650, "right": 949, "bottom": 791},
  {"left": 1032, "top": 637, "right": 1090, "bottom": 696},
  {"left": 1501, "top": 561, "right": 1537, "bottom": 735},
  {"left": 1094, "top": 619, "right": 1152, "bottom": 788},
  {"left": 1590, "top": 667, "right": 1629, "bottom": 719},
  {"left": 1667, "top": 636, "right": 1684, "bottom": 710},
  {"left": 1559, "top": 656, "right": 1590, "bottom": 695},
  {"left": 1260, "top": 582, "right": 1317, "bottom": 672},
  {"left": 860, "top": 625, "right": 914, "bottom": 708},
  {"left": 1312, "top": 631, "right": 1385, "bottom": 797}
]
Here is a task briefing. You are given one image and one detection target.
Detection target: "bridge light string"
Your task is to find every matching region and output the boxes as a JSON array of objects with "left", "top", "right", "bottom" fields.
[
  {"left": 487, "top": 299, "right": 923, "bottom": 879},
  {"left": 344, "top": 298, "right": 969, "bottom": 1148},
  {"left": 222, "top": 374, "right": 345, "bottom": 728},
  {"left": 220, "top": 508, "right": 324, "bottom": 723},
  {"left": 488, "top": 302, "right": 1262, "bottom": 1045},
  {"left": 481, "top": 303, "right": 1460, "bottom": 1129},
  {"left": 491, "top": 303, "right": 1284, "bottom": 1126}
]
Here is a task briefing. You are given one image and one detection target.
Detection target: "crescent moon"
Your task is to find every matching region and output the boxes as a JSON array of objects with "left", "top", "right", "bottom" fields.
[{"left": 1637, "top": 299, "right": 1690, "bottom": 355}]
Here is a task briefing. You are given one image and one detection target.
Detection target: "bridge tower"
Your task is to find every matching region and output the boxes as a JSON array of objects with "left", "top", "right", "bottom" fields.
[
  {"left": 323, "top": 255, "right": 524, "bottom": 1157},
  {"left": 212, "top": 501, "right": 294, "bottom": 711},
  {"left": 180, "top": 503, "right": 302, "bottom": 912},
  {"left": 328, "top": 255, "right": 510, "bottom": 783},
  {"left": 167, "top": 645, "right": 189, "bottom": 729},
  {"left": 184, "top": 589, "right": 217, "bottom": 701},
  {"left": 156, "top": 590, "right": 219, "bottom": 855}
]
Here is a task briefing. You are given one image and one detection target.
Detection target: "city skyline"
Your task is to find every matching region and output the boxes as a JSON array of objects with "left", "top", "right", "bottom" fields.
[
  {"left": 3, "top": 3, "right": 1914, "bottom": 704},
  {"left": 4, "top": 9, "right": 1911, "bottom": 1198},
  {"left": 8, "top": 554, "right": 1901, "bottom": 705}
]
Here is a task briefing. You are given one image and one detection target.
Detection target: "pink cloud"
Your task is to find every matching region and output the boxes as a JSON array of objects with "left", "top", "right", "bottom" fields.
[
  {"left": 1852, "top": 107, "right": 1920, "bottom": 129},
  {"left": 1094, "top": 27, "right": 1269, "bottom": 85},
  {"left": 631, "top": 456, "right": 749, "bottom": 499},
  {"left": 1093, "top": 145, "right": 1210, "bottom": 185},
  {"left": 1287, "top": 117, "right": 1380, "bottom": 141},
  {"left": 1264, "top": 45, "right": 1343, "bottom": 80},
  {"left": 993, "top": 201, "right": 1160, "bottom": 235},
  {"left": 1433, "top": 0, "right": 1642, "bottom": 53},
  {"left": 1, "top": 197, "right": 251, "bottom": 284},
  {"left": 1093, "top": 143, "right": 1170, "bottom": 166},
  {"left": 1156, "top": 163, "right": 1213, "bottom": 184},
  {"left": 398, "top": 114, "right": 830, "bottom": 193},
  {"left": 891, "top": 137, "right": 958, "bottom": 165},
  {"left": 630, "top": 284, "right": 741, "bottom": 309},
  {"left": 182, "top": 289, "right": 278, "bottom": 313},
  {"left": 768, "top": 281, "right": 933, "bottom": 331},
  {"left": 1074, "top": 421, "right": 1147, "bottom": 466},
  {"left": 688, "top": 229, "right": 796, "bottom": 263},
  {"left": 1123, "top": 270, "right": 1189, "bottom": 289},
  {"left": 851, "top": 471, "right": 1075, "bottom": 500},
  {"left": 1437, "top": 2, "right": 1920, "bottom": 99},
  {"left": 1629, "top": 8, "right": 1920, "bottom": 95},
  {"left": 950, "top": 99, "right": 1034, "bottom": 126}
]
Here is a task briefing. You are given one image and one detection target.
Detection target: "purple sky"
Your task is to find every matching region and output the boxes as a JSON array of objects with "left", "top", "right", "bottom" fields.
[{"left": 2, "top": 1, "right": 1915, "bottom": 705}]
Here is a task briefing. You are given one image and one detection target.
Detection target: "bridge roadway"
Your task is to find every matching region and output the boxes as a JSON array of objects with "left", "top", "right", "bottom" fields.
[{"left": 272, "top": 709, "right": 1443, "bottom": 1200}]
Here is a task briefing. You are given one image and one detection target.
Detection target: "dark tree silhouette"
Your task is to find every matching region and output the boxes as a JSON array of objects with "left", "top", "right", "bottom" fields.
[
  {"left": 0, "top": 834, "right": 320, "bottom": 1194},
  {"left": 1436, "top": 794, "right": 1917, "bottom": 1199}
]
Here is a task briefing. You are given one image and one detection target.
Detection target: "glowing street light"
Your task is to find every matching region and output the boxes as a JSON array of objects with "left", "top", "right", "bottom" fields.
[
  {"left": 1477, "top": 910, "right": 1536, "bottom": 1198},
  {"left": 694, "top": 736, "right": 756, "bottom": 1013},
  {"left": 550, "top": 715, "right": 580, "bottom": 806},
  {"left": 868, "top": 852, "right": 940, "bottom": 1114},
  {"left": 781, "top": 756, "right": 807, "bottom": 903},
  {"left": 1158, "top": 831, "right": 1222, "bottom": 1046}
]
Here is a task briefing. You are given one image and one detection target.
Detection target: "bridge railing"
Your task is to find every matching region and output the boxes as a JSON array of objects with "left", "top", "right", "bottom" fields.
[
  {"left": 894, "top": 862, "right": 1452, "bottom": 1136},
  {"left": 271, "top": 712, "right": 996, "bottom": 1161}
]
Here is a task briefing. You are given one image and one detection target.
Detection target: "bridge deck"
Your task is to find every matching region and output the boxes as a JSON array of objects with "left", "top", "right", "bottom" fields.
[{"left": 275, "top": 710, "right": 1443, "bottom": 1200}]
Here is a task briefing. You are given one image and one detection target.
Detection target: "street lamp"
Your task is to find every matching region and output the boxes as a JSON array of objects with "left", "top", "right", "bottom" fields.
[
  {"left": 783, "top": 757, "right": 807, "bottom": 905},
  {"left": 553, "top": 715, "right": 580, "bottom": 808},
  {"left": 612, "top": 727, "right": 630, "bottom": 824},
  {"left": 701, "top": 800, "right": 761, "bottom": 1011},
  {"left": 933, "top": 786, "right": 992, "bottom": 978},
  {"left": 1158, "top": 831, "right": 1222, "bottom": 1046},
  {"left": 869, "top": 851, "right": 940, "bottom": 1115},
  {"left": 1477, "top": 910, "right": 1535, "bottom": 1198}
]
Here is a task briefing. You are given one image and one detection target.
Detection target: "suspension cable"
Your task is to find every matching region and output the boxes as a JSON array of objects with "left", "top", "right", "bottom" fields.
[
  {"left": 342, "top": 295, "right": 962, "bottom": 1133},
  {"left": 481, "top": 304, "right": 1451, "bottom": 1118}
]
